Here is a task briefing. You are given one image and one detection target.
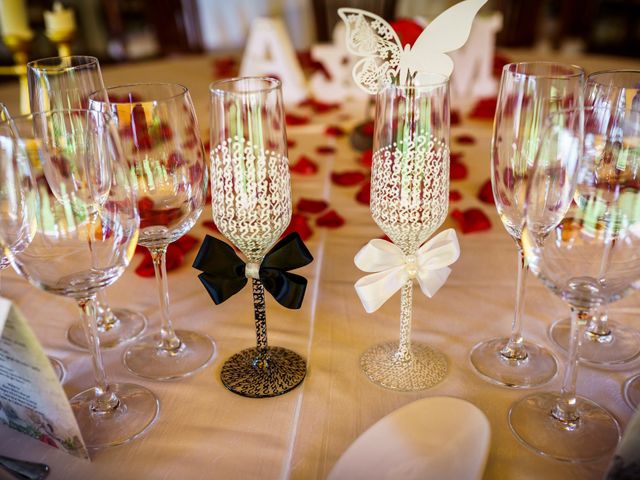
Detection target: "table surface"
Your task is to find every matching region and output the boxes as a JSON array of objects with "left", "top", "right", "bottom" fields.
[{"left": 1, "top": 49, "right": 640, "bottom": 480}]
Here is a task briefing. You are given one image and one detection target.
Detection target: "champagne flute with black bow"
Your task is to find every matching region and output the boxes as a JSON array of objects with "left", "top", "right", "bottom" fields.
[
  {"left": 27, "top": 55, "right": 148, "bottom": 349},
  {"left": 201, "top": 76, "right": 312, "bottom": 398},
  {"left": 470, "top": 62, "right": 584, "bottom": 388},
  {"left": 90, "top": 82, "right": 216, "bottom": 380}
]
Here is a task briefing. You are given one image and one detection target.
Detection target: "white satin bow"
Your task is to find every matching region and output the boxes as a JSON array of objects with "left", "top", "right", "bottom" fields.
[{"left": 354, "top": 229, "right": 460, "bottom": 313}]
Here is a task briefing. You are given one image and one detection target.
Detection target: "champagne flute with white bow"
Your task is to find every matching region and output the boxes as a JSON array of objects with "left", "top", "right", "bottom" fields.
[{"left": 355, "top": 74, "right": 459, "bottom": 391}]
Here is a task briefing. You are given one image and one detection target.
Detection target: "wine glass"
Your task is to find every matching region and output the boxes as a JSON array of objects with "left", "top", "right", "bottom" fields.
[
  {"left": 0, "top": 110, "right": 159, "bottom": 448},
  {"left": 509, "top": 105, "right": 640, "bottom": 461},
  {"left": 470, "top": 62, "right": 584, "bottom": 388},
  {"left": 90, "top": 83, "right": 215, "bottom": 380},
  {"left": 358, "top": 74, "right": 451, "bottom": 391},
  {"left": 549, "top": 70, "right": 640, "bottom": 366},
  {"left": 624, "top": 374, "right": 640, "bottom": 409},
  {"left": 27, "top": 55, "right": 148, "bottom": 349},
  {"left": 209, "top": 77, "right": 306, "bottom": 397}
]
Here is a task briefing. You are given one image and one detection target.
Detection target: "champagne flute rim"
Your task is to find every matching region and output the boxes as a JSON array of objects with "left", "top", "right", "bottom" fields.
[
  {"left": 27, "top": 55, "right": 100, "bottom": 72},
  {"left": 587, "top": 69, "right": 640, "bottom": 86},
  {"left": 92, "top": 82, "right": 190, "bottom": 104},
  {"left": 0, "top": 109, "right": 116, "bottom": 128},
  {"left": 503, "top": 61, "right": 584, "bottom": 80},
  {"left": 209, "top": 76, "right": 281, "bottom": 95}
]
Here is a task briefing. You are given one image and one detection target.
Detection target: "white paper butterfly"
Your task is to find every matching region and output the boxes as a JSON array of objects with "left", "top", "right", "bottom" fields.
[{"left": 338, "top": 0, "right": 487, "bottom": 94}]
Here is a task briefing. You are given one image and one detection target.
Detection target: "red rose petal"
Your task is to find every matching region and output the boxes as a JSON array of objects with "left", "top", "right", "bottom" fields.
[
  {"left": 174, "top": 234, "right": 198, "bottom": 253},
  {"left": 325, "top": 125, "right": 346, "bottom": 137},
  {"left": 450, "top": 161, "right": 468, "bottom": 180},
  {"left": 469, "top": 97, "right": 497, "bottom": 119},
  {"left": 331, "top": 170, "right": 366, "bottom": 186},
  {"left": 451, "top": 110, "right": 461, "bottom": 126},
  {"left": 290, "top": 155, "right": 318, "bottom": 175},
  {"left": 449, "top": 190, "right": 462, "bottom": 202},
  {"left": 282, "top": 213, "right": 313, "bottom": 241},
  {"left": 316, "top": 209, "right": 345, "bottom": 228},
  {"left": 285, "top": 113, "right": 310, "bottom": 126},
  {"left": 135, "top": 252, "right": 155, "bottom": 277},
  {"left": 297, "top": 198, "right": 329, "bottom": 214},
  {"left": 451, "top": 208, "right": 492, "bottom": 234},
  {"left": 477, "top": 179, "right": 495, "bottom": 204},
  {"left": 455, "top": 134, "right": 476, "bottom": 145},
  {"left": 450, "top": 151, "right": 464, "bottom": 163},
  {"left": 203, "top": 220, "right": 219, "bottom": 232},
  {"left": 316, "top": 145, "right": 336, "bottom": 155},
  {"left": 362, "top": 121, "right": 374, "bottom": 137},
  {"left": 287, "top": 138, "right": 296, "bottom": 148},
  {"left": 361, "top": 149, "right": 373, "bottom": 168},
  {"left": 356, "top": 181, "right": 371, "bottom": 205}
]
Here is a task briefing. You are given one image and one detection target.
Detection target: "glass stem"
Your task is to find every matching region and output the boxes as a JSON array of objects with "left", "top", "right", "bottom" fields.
[
  {"left": 95, "top": 290, "right": 119, "bottom": 332},
  {"left": 501, "top": 244, "right": 529, "bottom": 361},
  {"left": 149, "top": 246, "right": 181, "bottom": 352},
  {"left": 396, "top": 280, "right": 413, "bottom": 363},
  {"left": 552, "top": 306, "right": 590, "bottom": 427},
  {"left": 585, "top": 306, "right": 612, "bottom": 340},
  {"left": 78, "top": 295, "right": 119, "bottom": 414},
  {"left": 252, "top": 278, "right": 269, "bottom": 369}
]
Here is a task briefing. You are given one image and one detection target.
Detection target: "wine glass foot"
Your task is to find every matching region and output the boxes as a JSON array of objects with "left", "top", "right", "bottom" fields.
[
  {"left": 220, "top": 346, "right": 306, "bottom": 398},
  {"left": 360, "top": 341, "right": 447, "bottom": 391},
  {"left": 549, "top": 317, "right": 640, "bottom": 366},
  {"left": 70, "top": 383, "right": 159, "bottom": 449},
  {"left": 469, "top": 337, "right": 557, "bottom": 388},
  {"left": 48, "top": 356, "right": 65, "bottom": 383},
  {"left": 67, "top": 308, "right": 147, "bottom": 350},
  {"left": 123, "top": 329, "right": 216, "bottom": 381},
  {"left": 624, "top": 374, "right": 640, "bottom": 410},
  {"left": 509, "top": 392, "right": 620, "bottom": 462}
]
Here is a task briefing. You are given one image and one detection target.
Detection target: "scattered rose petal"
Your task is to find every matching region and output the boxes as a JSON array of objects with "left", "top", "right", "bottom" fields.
[
  {"left": 478, "top": 179, "right": 495, "bottom": 204},
  {"left": 297, "top": 198, "right": 329, "bottom": 214},
  {"left": 316, "top": 209, "right": 345, "bottom": 228},
  {"left": 450, "top": 151, "right": 464, "bottom": 163},
  {"left": 360, "top": 149, "right": 373, "bottom": 168},
  {"left": 135, "top": 234, "right": 198, "bottom": 277},
  {"left": 287, "top": 138, "right": 296, "bottom": 148},
  {"left": 449, "top": 190, "right": 462, "bottom": 202},
  {"left": 362, "top": 121, "right": 374, "bottom": 137},
  {"left": 451, "top": 208, "right": 492, "bottom": 234},
  {"left": 325, "top": 125, "right": 346, "bottom": 137},
  {"left": 282, "top": 213, "right": 313, "bottom": 241},
  {"left": 316, "top": 145, "right": 336, "bottom": 154},
  {"left": 331, "top": 170, "right": 366, "bottom": 186},
  {"left": 203, "top": 220, "right": 219, "bottom": 232},
  {"left": 356, "top": 181, "right": 371, "bottom": 205},
  {"left": 469, "top": 97, "right": 497, "bottom": 119},
  {"left": 451, "top": 110, "right": 461, "bottom": 126},
  {"left": 290, "top": 155, "right": 318, "bottom": 175},
  {"left": 450, "top": 161, "right": 468, "bottom": 180},
  {"left": 455, "top": 134, "right": 476, "bottom": 145},
  {"left": 299, "top": 97, "right": 339, "bottom": 113},
  {"left": 285, "top": 113, "right": 310, "bottom": 126},
  {"left": 213, "top": 57, "right": 237, "bottom": 77}
]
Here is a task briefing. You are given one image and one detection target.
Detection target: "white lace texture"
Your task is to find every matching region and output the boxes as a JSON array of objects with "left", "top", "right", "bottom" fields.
[
  {"left": 371, "top": 134, "right": 450, "bottom": 253},
  {"left": 211, "top": 136, "right": 291, "bottom": 262}
]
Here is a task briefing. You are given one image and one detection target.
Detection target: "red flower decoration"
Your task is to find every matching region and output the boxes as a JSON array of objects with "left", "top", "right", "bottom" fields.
[
  {"left": 331, "top": 170, "right": 367, "bottom": 186},
  {"left": 290, "top": 155, "right": 318, "bottom": 175},
  {"left": 316, "top": 145, "right": 336, "bottom": 154},
  {"left": 282, "top": 213, "right": 313, "bottom": 241},
  {"left": 390, "top": 18, "right": 424, "bottom": 47},
  {"left": 451, "top": 208, "right": 492, "bottom": 234},
  {"left": 297, "top": 198, "right": 329, "bottom": 214},
  {"left": 469, "top": 97, "right": 497, "bottom": 119},
  {"left": 450, "top": 161, "right": 468, "bottom": 180},
  {"left": 325, "top": 125, "right": 346, "bottom": 137},
  {"left": 356, "top": 181, "right": 371, "bottom": 205},
  {"left": 285, "top": 113, "right": 310, "bottom": 126},
  {"left": 316, "top": 209, "right": 345, "bottom": 228},
  {"left": 287, "top": 138, "right": 296, "bottom": 148},
  {"left": 360, "top": 149, "right": 373, "bottom": 168},
  {"left": 449, "top": 190, "right": 462, "bottom": 202},
  {"left": 477, "top": 179, "right": 495, "bottom": 204},
  {"left": 455, "top": 134, "right": 476, "bottom": 145},
  {"left": 135, "top": 234, "right": 199, "bottom": 277},
  {"left": 203, "top": 220, "right": 219, "bottom": 232}
]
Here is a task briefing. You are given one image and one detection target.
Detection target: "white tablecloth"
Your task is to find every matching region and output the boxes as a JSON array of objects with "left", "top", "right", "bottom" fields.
[{"left": 0, "top": 50, "right": 639, "bottom": 479}]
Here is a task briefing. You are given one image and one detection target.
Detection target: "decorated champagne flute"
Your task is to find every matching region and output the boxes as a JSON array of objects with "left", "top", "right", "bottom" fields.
[
  {"left": 354, "top": 74, "right": 459, "bottom": 391},
  {"left": 510, "top": 105, "right": 640, "bottom": 461},
  {"left": 206, "top": 76, "right": 311, "bottom": 398},
  {"left": 27, "top": 55, "right": 148, "bottom": 349},
  {"left": 549, "top": 69, "right": 640, "bottom": 367},
  {"left": 470, "top": 62, "right": 584, "bottom": 387},
  {"left": 0, "top": 110, "right": 159, "bottom": 448},
  {"left": 90, "top": 83, "right": 215, "bottom": 380}
]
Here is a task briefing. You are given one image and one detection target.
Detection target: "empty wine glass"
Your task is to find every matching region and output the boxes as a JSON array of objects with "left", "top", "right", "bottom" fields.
[
  {"left": 0, "top": 110, "right": 159, "bottom": 448},
  {"left": 27, "top": 55, "right": 147, "bottom": 349},
  {"left": 90, "top": 83, "right": 215, "bottom": 380},
  {"left": 510, "top": 105, "right": 640, "bottom": 461},
  {"left": 470, "top": 62, "right": 584, "bottom": 388},
  {"left": 549, "top": 69, "right": 640, "bottom": 366},
  {"left": 209, "top": 77, "right": 306, "bottom": 397}
]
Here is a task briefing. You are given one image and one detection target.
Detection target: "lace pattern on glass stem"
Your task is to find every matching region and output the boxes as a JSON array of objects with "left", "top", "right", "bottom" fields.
[
  {"left": 211, "top": 136, "right": 291, "bottom": 262},
  {"left": 371, "top": 134, "right": 449, "bottom": 253}
]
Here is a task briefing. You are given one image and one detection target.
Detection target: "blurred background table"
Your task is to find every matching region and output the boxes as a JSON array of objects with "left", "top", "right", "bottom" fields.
[{"left": 0, "top": 48, "right": 639, "bottom": 480}]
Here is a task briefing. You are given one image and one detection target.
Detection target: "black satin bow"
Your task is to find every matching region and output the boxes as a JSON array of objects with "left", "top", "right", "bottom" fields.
[{"left": 192, "top": 232, "right": 313, "bottom": 309}]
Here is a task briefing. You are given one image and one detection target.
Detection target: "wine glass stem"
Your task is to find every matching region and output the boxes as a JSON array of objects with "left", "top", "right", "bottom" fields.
[
  {"left": 252, "top": 279, "right": 269, "bottom": 366},
  {"left": 585, "top": 307, "right": 612, "bottom": 338},
  {"left": 77, "top": 295, "right": 119, "bottom": 413},
  {"left": 552, "top": 306, "right": 590, "bottom": 425},
  {"left": 149, "top": 246, "right": 182, "bottom": 352},
  {"left": 501, "top": 245, "right": 528, "bottom": 360},
  {"left": 95, "top": 290, "right": 119, "bottom": 332},
  {"left": 397, "top": 280, "right": 413, "bottom": 363}
]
